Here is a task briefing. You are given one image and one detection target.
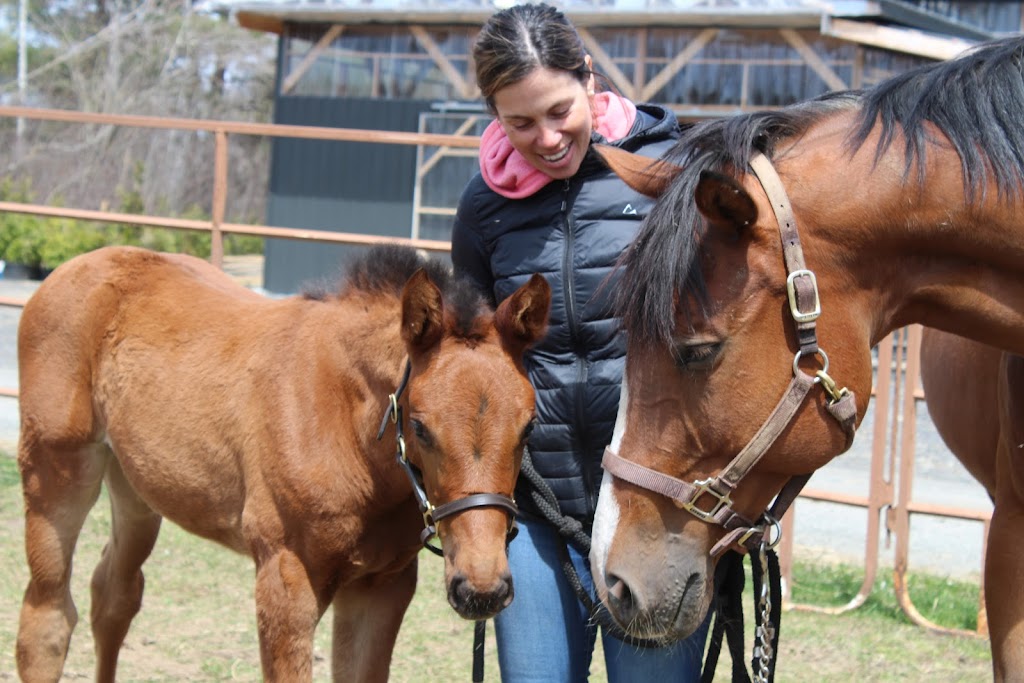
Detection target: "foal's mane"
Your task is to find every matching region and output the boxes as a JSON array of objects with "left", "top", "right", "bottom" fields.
[
  {"left": 304, "top": 244, "right": 491, "bottom": 340},
  {"left": 620, "top": 36, "right": 1024, "bottom": 349}
]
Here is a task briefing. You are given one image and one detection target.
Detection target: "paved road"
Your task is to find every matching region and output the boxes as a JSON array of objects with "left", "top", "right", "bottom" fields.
[{"left": 0, "top": 258, "right": 992, "bottom": 581}]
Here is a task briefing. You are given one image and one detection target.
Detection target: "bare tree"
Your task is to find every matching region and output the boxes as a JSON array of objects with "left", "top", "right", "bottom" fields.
[{"left": 0, "top": 0, "right": 276, "bottom": 224}]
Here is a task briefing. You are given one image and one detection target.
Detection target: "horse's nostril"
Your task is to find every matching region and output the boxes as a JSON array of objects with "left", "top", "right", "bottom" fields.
[{"left": 605, "top": 573, "right": 639, "bottom": 624}]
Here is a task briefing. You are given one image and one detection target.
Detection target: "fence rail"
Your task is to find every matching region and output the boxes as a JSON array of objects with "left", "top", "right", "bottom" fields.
[{"left": 0, "top": 104, "right": 477, "bottom": 266}]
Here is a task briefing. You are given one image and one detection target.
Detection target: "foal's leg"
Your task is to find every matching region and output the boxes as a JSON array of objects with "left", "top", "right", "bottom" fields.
[
  {"left": 331, "top": 559, "right": 418, "bottom": 683},
  {"left": 253, "top": 548, "right": 323, "bottom": 682},
  {"left": 17, "top": 440, "right": 107, "bottom": 683},
  {"left": 90, "top": 457, "right": 163, "bottom": 683}
]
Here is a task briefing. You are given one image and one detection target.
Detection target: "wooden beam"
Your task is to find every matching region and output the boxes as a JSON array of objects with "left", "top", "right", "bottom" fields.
[
  {"left": 410, "top": 25, "right": 474, "bottom": 99},
  {"left": 281, "top": 24, "right": 345, "bottom": 95},
  {"left": 821, "top": 17, "right": 973, "bottom": 62},
  {"left": 0, "top": 106, "right": 482, "bottom": 148},
  {"left": 418, "top": 116, "right": 483, "bottom": 178},
  {"left": 779, "top": 28, "right": 848, "bottom": 91},
  {"left": 639, "top": 28, "right": 717, "bottom": 103},
  {"left": 577, "top": 28, "right": 636, "bottom": 101}
]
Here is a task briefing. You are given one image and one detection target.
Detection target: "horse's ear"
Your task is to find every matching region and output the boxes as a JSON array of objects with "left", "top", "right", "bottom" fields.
[
  {"left": 694, "top": 170, "right": 758, "bottom": 230},
  {"left": 495, "top": 274, "right": 551, "bottom": 357},
  {"left": 401, "top": 268, "right": 445, "bottom": 354},
  {"left": 593, "top": 144, "right": 681, "bottom": 198}
]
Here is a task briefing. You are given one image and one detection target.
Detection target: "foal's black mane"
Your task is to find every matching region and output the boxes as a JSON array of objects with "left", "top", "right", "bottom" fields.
[
  {"left": 304, "top": 244, "right": 490, "bottom": 339},
  {"left": 620, "top": 36, "right": 1024, "bottom": 349}
]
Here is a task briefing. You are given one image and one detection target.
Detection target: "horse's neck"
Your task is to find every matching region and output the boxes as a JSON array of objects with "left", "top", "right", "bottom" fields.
[{"left": 790, "top": 141, "right": 1024, "bottom": 353}]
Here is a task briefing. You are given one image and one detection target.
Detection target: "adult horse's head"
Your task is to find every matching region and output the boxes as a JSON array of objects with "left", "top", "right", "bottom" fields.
[
  {"left": 587, "top": 103, "right": 881, "bottom": 640},
  {"left": 395, "top": 264, "right": 550, "bottom": 620},
  {"left": 590, "top": 37, "right": 1024, "bottom": 643}
]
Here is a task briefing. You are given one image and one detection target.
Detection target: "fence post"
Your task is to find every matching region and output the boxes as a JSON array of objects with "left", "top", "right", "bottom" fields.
[{"left": 211, "top": 129, "right": 228, "bottom": 268}]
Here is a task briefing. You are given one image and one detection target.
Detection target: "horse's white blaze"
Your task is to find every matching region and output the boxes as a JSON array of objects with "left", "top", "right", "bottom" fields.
[{"left": 590, "top": 369, "right": 630, "bottom": 585}]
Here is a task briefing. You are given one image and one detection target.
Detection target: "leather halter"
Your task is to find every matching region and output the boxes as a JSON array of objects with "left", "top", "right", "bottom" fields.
[
  {"left": 376, "top": 360, "right": 519, "bottom": 556},
  {"left": 602, "top": 153, "right": 859, "bottom": 557}
]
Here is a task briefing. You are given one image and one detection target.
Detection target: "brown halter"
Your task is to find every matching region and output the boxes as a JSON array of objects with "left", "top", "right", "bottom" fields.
[
  {"left": 602, "top": 153, "right": 859, "bottom": 557},
  {"left": 377, "top": 361, "right": 519, "bottom": 556}
]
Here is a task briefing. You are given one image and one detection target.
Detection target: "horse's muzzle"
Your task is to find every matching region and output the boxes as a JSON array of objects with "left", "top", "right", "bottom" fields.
[{"left": 447, "top": 571, "right": 514, "bottom": 620}]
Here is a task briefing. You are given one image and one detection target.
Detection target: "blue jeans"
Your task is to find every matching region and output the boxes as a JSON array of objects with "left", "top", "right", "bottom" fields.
[{"left": 494, "top": 517, "right": 711, "bottom": 683}]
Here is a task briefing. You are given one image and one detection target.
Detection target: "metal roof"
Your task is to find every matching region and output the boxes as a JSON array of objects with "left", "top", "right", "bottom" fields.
[{"left": 201, "top": 0, "right": 993, "bottom": 59}]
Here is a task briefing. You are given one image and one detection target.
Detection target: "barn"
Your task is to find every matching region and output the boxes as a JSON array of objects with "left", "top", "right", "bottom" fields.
[{"left": 212, "top": 0, "right": 1019, "bottom": 292}]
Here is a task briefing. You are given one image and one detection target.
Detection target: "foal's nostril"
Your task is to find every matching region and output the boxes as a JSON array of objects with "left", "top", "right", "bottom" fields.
[
  {"left": 605, "top": 573, "right": 640, "bottom": 624},
  {"left": 449, "top": 572, "right": 515, "bottom": 620}
]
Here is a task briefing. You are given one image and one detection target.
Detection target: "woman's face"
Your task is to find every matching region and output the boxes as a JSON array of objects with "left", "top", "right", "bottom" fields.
[{"left": 492, "top": 64, "right": 595, "bottom": 180}]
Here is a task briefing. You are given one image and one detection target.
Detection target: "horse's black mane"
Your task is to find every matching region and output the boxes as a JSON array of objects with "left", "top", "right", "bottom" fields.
[
  {"left": 304, "top": 244, "right": 490, "bottom": 339},
  {"left": 621, "top": 35, "right": 1024, "bottom": 348}
]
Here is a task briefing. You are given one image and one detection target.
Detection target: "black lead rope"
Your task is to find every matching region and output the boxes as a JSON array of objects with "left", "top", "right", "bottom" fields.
[
  {"left": 703, "top": 551, "right": 752, "bottom": 683},
  {"left": 518, "top": 449, "right": 662, "bottom": 649},
  {"left": 472, "top": 621, "right": 486, "bottom": 682}
]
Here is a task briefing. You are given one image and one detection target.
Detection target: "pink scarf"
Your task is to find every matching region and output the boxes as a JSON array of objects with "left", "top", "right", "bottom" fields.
[{"left": 479, "top": 92, "right": 638, "bottom": 199}]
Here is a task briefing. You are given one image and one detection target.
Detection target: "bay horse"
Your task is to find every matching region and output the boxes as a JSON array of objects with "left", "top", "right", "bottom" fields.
[
  {"left": 919, "top": 328, "right": 1024, "bottom": 673},
  {"left": 15, "top": 244, "right": 550, "bottom": 682},
  {"left": 589, "top": 35, "right": 1024, "bottom": 679}
]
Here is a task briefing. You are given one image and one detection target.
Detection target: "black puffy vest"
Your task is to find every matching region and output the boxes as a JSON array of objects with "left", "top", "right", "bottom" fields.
[{"left": 451, "top": 104, "right": 680, "bottom": 523}]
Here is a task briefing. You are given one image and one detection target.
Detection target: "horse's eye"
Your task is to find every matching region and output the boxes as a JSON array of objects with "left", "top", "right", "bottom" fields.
[
  {"left": 674, "top": 342, "right": 722, "bottom": 372},
  {"left": 409, "top": 418, "right": 432, "bottom": 446},
  {"left": 520, "top": 418, "right": 537, "bottom": 443}
]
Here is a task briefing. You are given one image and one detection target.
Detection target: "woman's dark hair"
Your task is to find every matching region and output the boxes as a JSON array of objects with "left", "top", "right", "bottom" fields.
[{"left": 473, "top": 3, "right": 590, "bottom": 110}]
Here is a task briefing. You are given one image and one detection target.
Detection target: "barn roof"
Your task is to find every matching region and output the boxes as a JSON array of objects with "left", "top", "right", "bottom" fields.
[{"left": 203, "top": 0, "right": 993, "bottom": 59}]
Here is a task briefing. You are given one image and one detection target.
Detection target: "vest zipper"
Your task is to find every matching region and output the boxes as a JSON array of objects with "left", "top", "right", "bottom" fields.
[{"left": 559, "top": 179, "right": 597, "bottom": 513}]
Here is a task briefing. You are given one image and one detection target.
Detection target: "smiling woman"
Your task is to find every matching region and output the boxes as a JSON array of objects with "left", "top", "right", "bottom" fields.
[{"left": 450, "top": 3, "right": 710, "bottom": 682}]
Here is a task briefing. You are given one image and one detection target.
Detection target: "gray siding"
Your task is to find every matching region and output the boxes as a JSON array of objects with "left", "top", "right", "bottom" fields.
[{"left": 264, "top": 95, "right": 434, "bottom": 294}]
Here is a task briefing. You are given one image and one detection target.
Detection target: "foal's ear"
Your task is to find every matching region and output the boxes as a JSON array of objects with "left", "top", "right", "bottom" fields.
[
  {"left": 593, "top": 144, "right": 681, "bottom": 198},
  {"left": 401, "top": 269, "right": 445, "bottom": 353},
  {"left": 495, "top": 274, "right": 551, "bottom": 357},
  {"left": 694, "top": 170, "right": 758, "bottom": 230}
]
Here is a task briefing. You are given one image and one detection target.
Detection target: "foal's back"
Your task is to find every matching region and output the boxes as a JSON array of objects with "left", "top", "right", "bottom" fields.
[{"left": 19, "top": 246, "right": 408, "bottom": 551}]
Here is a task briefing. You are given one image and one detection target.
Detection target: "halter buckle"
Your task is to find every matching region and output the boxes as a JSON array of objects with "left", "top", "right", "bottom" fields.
[
  {"left": 422, "top": 501, "right": 436, "bottom": 530},
  {"left": 681, "top": 478, "right": 733, "bottom": 522},
  {"left": 786, "top": 269, "right": 820, "bottom": 323},
  {"left": 815, "top": 369, "right": 850, "bottom": 404}
]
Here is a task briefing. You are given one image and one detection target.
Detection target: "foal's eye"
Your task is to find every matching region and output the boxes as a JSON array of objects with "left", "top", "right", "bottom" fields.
[
  {"left": 674, "top": 342, "right": 722, "bottom": 372},
  {"left": 409, "top": 418, "right": 432, "bottom": 446},
  {"left": 520, "top": 418, "right": 537, "bottom": 443}
]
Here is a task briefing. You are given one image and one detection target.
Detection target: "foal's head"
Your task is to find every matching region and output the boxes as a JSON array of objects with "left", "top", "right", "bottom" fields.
[{"left": 382, "top": 252, "right": 550, "bottom": 620}]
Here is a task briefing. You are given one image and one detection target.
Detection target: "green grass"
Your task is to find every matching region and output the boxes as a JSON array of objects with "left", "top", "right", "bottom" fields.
[
  {"left": 791, "top": 560, "right": 982, "bottom": 631},
  {"left": 0, "top": 454, "right": 992, "bottom": 681}
]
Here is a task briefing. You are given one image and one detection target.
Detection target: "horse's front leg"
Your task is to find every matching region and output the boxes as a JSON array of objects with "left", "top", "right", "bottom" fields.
[
  {"left": 253, "top": 549, "right": 323, "bottom": 682},
  {"left": 985, "top": 497, "right": 1024, "bottom": 682},
  {"left": 331, "top": 558, "right": 418, "bottom": 683},
  {"left": 987, "top": 356, "right": 1024, "bottom": 682}
]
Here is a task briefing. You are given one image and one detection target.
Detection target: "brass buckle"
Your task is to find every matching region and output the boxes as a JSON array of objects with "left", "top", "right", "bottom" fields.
[
  {"left": 681, "top": 479, "right": 732, "bottom": 522},
  {"left": 786, "top": 269, "right": 820, "bottom": 323},
  {"left": 422, "top": 501, "right": 436, "bottom": 531},
  {"left": 815, "top": 369, "right": 850, "bottom": 404},
  {"left": 737, "top": 514, "right": 783, "bottom": 549}
]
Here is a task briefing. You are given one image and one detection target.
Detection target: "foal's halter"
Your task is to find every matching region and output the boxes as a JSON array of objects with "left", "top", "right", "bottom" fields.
[
  {"left": 602, "top": 152, "right": 859, "bottom": 557},
  {"left": 376, "top": 361, "right": 519, "bottom": 556}
]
